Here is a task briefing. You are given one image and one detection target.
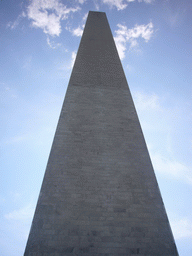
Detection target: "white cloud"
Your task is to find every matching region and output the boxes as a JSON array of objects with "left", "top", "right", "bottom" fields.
[
  {"left": 71, "top": 51, "right": 77, "bottom": 68},
  {"left": 101, "top": 0, "right": 154, "bottom": 10},
  {"left": 102, "top": 0, "right": 129, "bottom": 10},
  {"left": 133, "top": 91, "right": 185, "bottom": 130},
  {"left": 72, "top": 13, "right": 87, "bottom": 37},
  {"left": 138, "top": 0, "right": 154, "bottom": 3},
  {"left": 27, "top": 0, "right": 80, "bottom": 37},
  {"left": 66, "top": 12, "right": 86, "bottom": 37},
  {"left": 114, "top": 32, "right": 127, "bottom": 59},
  {"left": 126, "top": 64, "right": 135, "bottom": 73},
  {"left": 151, "top": 152, "right": 192, "bottom": 185},
  {"left": 171, "top": 217, "right": 192, "bottom": 239},
  {"left": 72, "top": 26, "right": 84, "bottom": 37},
  {"left": 5, "top": 204, "right": 35, "bottom": 221},
  {"left": 83, "top": 12, "right": 88, "bottom": 22},
  {"left": 133, "top": 91, "right": 168, "bottom": 132},
  {"left": 94, "top": 0, "right": 100, "bottom": 10},
  {"left": 134, "top": 91, "right": 160, "bottom": 111},
  {"left": 132, "top": 90, "right": 192, "bottom": 185},
  {"left": 114, "top": 22, "right": 154, "bottom": 59},
  {"left": 77, "top": 0, "right": 87, "bottom": 3}
]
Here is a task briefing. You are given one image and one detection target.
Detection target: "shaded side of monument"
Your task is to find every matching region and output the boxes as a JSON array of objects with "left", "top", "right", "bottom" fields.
[{"left": 24, "top": 11, "right": 178, "bottom": 256}]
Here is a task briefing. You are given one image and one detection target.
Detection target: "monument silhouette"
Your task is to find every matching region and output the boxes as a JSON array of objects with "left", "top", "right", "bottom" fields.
[{"left": 24, "top": 11, "right": 178, "bottom": 255}]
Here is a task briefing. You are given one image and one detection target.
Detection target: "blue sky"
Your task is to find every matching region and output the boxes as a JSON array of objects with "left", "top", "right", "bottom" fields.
[{"left": 0, "top": 0, "right": 191, "bottom": 255}]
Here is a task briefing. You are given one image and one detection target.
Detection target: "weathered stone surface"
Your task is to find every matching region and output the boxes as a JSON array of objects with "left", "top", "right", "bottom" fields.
[{"left": 24, "top": 11, "right": 178, "bottom": 255}]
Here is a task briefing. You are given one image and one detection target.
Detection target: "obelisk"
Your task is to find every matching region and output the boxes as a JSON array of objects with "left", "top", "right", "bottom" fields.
[{"left": 24, "top": 11, "right": 178, "bottom": 255}]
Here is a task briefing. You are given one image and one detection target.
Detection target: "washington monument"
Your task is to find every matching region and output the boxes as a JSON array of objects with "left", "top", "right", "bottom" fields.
[{"left": 24, "top": 11, "right": 178, "bottom": 255}]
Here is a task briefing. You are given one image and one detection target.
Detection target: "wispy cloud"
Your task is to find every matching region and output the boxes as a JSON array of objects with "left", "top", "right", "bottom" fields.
[
  {"left": 27, "top": 0, "right": 80, "bottom": 37},
  {"left": 10, "top": 192, "right": 22, "bottom": 202},
  {"left": 171, "top": 217, "right": 192, "bottom": 239},
  {"left": 3, "top": 86, "right": 18, "bottom": 99},
  {"left": 139, "top": 0, "right": 154, "bottom": 3},
  {"left": 114, "top": 22, "right": 154, "bottom": 59},
  {"left": 101, "top": 0, "right": 154, "bottom": 11},
  {"left": 7, "top": 12, "right": 26, "bottom": 30},
  {"left": 5, "top": 204, "right": 35, "bottom": 221},
  {"left": 22, "top": 56, "right": 32, "bottom": 70},
  {"left": 47, "top": 36, "right": 62, "bottom": 49},
  {"left": 67, "top": 12, "right": 87, "bottom": 37},
  {"left": 151, "top": 152, "right": 192, "bottom": 185},
  {"left": 126, "top": 64, "right": 135, "bottom": 73},
  {"left": 94, "top": 0, "right": 100, "bottom": 10},
  {"left": 77, "top": 0, "right": 87, "bottom": 4},
  {"left": 134, "top": 91, "right": 160, "bottom": 111},
  {"left": 162, "top": 2, "right": 186, "bottom": 28},
  {"left": 133, "top": 91, "right": 166, "bottom": 132},
  {"left": 5, "top": 134, "right": 30, "bottom": 145},
  {"left": 133, "top": 91, "right": 192, "bottom": 185},
  {"left": 102, "top": 0, "right": 130, "bottom": 10},
  {"left": 2, "top": 90, "right": 63, "bottom": 148}
]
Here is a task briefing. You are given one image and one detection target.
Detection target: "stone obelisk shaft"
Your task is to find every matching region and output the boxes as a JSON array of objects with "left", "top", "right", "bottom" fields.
[{"left": 24, "top": 11, "right": 178, "bottom": 255}]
